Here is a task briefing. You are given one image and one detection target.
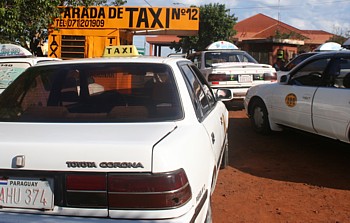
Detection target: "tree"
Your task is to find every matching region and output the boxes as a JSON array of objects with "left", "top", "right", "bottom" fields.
[
  {"left": 171, "top": 3, "right": 237, "bottom": 54},
  {"left": 0, "top": 0, "right": 127, "bottom": 55},
  {"left": 328, "top": 26, "right": 350, "bottom": 45}
]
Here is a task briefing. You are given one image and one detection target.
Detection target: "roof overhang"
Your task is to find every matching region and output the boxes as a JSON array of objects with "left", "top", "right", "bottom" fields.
[{"left": 242, "top": 38, "right": 304, "bottom": 46}]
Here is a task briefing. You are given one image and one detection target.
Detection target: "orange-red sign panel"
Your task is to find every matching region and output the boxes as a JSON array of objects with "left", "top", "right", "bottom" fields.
[{"left": 52, "top": 7, "right": 199, "bottom": 30}]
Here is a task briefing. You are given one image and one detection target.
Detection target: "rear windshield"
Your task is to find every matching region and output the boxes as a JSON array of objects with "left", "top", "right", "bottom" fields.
[
  {"left": 0, "top": 63, "right": 183, "bottom": 122},
  {"left": 204, "top": 51, "right": 257, "bottom": 67}
]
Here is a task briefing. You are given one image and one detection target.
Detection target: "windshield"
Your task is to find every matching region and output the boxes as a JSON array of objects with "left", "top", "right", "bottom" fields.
[
  {"left": 204, "top": 51, "right": 257, "bottom": 67},
  {"left": 0, "top": 63, "right": 183, "bottom": 122}
]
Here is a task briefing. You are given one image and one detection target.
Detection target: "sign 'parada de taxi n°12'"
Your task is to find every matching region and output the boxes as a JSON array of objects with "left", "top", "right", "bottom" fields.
[
  {"left": 48, "top": 6, "right": 199, "bottom": 59},
  {"left": 54, "top": 6, "right": 199, "bottom": 30}
]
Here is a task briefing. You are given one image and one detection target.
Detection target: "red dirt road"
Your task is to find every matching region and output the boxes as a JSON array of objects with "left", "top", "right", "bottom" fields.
[{"left": 212, "top": 106, "right": 350, "bottom": 223}]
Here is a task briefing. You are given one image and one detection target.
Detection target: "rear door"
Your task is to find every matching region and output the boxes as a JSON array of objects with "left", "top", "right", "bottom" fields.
[
  {"left": 180, "top": 63, "right": 226, "bottom": 168},
  {"left": 312, "top": 56, "right": 350, "bottom": 142}
]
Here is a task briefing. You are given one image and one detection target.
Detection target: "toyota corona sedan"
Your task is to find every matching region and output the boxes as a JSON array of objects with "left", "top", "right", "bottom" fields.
[
  {"left": 244, "top": 50, "right": 350, "bottom": 144},
  {"left": 0, "top": 46, "right": 232, "bottom": 223}
]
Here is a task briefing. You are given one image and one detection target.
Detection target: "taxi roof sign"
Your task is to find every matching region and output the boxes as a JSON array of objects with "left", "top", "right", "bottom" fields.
[
  {"left": 103, "top": 45, "right": 139, "bottom": 57},
  {"left": 206, "top": 41, "right": 238, "bottom": 50},
  {"left": 0, "top": 44, "right": 32, "bottom": 58}
]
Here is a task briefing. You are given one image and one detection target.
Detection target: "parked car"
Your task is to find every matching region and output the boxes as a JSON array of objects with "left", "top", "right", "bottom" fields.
[
  {"left": 282, "top": 52, "right": 319, "bottom": 72},
  {"left": 0, "top": 46, "right": 232, "bottom": 223},
  {"left": 244, "top": 51, "right": 350, "bottom": 144},
  {"left": 187, "top": 41, "right": 277, "bottom": 100},
  {"left": 276, "top": 52, "right": 319, "bottom": 82},
  {"left": 0, "top": 44, "right": 59, "bottom": 94}
]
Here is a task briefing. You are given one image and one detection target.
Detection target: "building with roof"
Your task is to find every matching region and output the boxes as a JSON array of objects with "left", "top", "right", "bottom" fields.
[
  {"left": 233, "top": 13, "right": 335, "bottom": 65},
  {"left": 145, "top": 35, "right": 180, "bottom": 56},
  {"left": 144, "top": 13, "right": 336, "bottom": 65}
]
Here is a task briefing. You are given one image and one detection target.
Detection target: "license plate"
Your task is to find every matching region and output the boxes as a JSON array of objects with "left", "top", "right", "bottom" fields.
[
  {"left": 238, "top": 75, "right": 253, "bottom": 83},
  {"left": 0, "top": 177, "right": 54, "bottom": 210}
]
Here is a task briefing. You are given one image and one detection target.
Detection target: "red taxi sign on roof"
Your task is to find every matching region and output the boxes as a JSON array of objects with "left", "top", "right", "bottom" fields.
[
  {"left": 103, "top": 45, "right": 139, "bottom": 57},
  {"left": 0, "top": 44, "right": 32, "bottom": 58},
  {"left": 206, "top": 41, "right": 238, "bottom": 50}
]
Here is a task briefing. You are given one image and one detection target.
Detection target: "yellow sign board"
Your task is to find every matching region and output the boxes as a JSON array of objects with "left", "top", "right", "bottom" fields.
[
  {"left": 103, "top": 45, "right": 139, "bottom": 57},
  {"left": 53, "top": 6, "right": 199, "bottom": 30}
]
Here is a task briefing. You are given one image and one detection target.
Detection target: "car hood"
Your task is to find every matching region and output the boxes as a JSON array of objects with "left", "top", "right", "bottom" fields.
[{"left": 0, "top": 122, "right": 177, "bottom": 172}]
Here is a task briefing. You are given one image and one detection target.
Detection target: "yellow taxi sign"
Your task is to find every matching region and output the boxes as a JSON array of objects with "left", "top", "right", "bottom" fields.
[{"left": 103, "top": 45, "right": 139, "bottom": 57}]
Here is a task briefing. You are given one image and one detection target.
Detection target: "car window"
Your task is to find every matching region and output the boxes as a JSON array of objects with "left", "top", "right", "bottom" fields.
[
  {"left": 189, "top": 64, "right": 216, "bottom": 107},
  {"left": 290, "top": 58, "right": 331, "bottom": 86},
  {"left": 330, "top": 58, "right": 350, "bottom": 88},
  {"left": 284, "top": 53, "right": 316, "bottom": 71},
  {"left": 0, "top": 63, "right": 183, "bottom": 122},
  {"left": 204, "top": 51, "right": 257, "bottom": 67},
  {"left": 0, "top": 62, "right": 31, "bottom": 90},
  {"left": 180, "top": 63, "right": 216, "bottom": 121}
]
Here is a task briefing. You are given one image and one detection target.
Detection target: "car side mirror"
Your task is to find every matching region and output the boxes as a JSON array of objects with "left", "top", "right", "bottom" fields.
[
  {"left": 280, "top": 75, "right": 289, "bottom": 84},
  {"left": 215, "top": 89, "right": 232, "bottom": 101}
]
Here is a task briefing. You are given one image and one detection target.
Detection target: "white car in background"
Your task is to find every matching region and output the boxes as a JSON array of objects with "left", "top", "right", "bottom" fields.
[
  {"left": 187, "top": 41, "right": 277, "bottom": 100},
  {"left": 244, "top": 51, "right": 350, "bottom": 144},
  {"left": 0, "top": 46, "right": 232, "bottom": 223},
  {"left": 0, "top": 44, "right": 59, "bottom": 93}
]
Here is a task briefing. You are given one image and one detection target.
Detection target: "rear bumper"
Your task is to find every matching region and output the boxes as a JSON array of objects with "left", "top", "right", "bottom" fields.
[{"left": 0, "top": 211, "right": 195, "bottom": 223}]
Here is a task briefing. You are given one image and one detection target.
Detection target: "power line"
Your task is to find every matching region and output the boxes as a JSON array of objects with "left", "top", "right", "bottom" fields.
[{"left": 143, "top": 0, "right": 152, "bottom": 7}]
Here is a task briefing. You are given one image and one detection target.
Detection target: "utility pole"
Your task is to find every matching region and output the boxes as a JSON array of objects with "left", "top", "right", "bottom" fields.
[{"left": 278, "top": 0, "right": 280, "bottom": 24}]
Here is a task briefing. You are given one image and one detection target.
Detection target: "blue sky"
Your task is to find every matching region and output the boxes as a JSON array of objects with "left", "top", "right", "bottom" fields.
[{"left": 122, "top": 0, "right": 350, "bottom": 55}]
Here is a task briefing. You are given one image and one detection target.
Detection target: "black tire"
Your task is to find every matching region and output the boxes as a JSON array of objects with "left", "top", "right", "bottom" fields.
[
  {"left": 220, "top": 135, "right": 229, "bottom": 169},
  {"left": 249, "top": 99, "right": 271, "bottom": 134}
]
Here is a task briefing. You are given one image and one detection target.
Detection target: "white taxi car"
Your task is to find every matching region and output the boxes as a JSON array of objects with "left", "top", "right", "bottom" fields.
[
  {"left": 0, "top": 46, "right": 231, "bottom": 223},
  {"left": 0, "top": 44, "right": 59, "bottom": 94},
  {"left": 244, "top": 51, "right": 350, "bottom": 144},
  {"left": 187, "top": 41, "right": 277, "bottom": 100}
]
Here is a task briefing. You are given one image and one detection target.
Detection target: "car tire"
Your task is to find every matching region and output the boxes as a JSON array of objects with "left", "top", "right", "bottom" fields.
[
  {"left": 250, "top": 99, "right": 271, "bottom": 134},
  {"left": 220, "top": 135, "right": 229, "bottom": 169}
]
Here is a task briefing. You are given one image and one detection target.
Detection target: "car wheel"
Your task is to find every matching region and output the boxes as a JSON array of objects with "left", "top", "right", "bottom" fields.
[
  {"left": 220, "top": 135, "right": 229, "bottom": 169},
  {"left": 250, "top": 99, "right": 271, "bottom": 134}
]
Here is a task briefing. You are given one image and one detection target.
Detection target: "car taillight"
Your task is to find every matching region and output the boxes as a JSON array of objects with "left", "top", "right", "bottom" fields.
[
  {"left": 108, "top": 169, "right": 191, "bottom": 209},
  {"left": 66, "top": 174, "right": 108, "bottom": 208},
  {"left": 208, "top": 73, "right": 231, "bottom": 83},
  {"left": 263, "top": 72, "right": 277, "bottom": 81},
  {"left": 64, "top": 169, "right": 191, "bottom": 209}
]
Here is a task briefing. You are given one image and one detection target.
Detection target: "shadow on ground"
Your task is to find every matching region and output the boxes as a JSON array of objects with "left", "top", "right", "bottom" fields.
[{"left": 227, "top": 115, "right": 350, "bottom": 190}]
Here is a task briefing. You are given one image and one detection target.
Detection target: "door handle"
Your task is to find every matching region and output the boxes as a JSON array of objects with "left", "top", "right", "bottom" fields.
[{"left": 211, "top": 132, "right": 215, "bottom": 144}]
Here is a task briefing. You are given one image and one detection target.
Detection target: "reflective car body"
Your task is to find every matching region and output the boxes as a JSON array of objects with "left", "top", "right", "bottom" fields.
[
  {"left": 244, "top": 51, "right": 350, "bottom": 144},
  {"left": 0, "top": 55, "right": 231, "bottom": 222}
]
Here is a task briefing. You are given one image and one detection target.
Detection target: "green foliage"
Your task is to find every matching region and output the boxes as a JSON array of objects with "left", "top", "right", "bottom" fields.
[
  {"left": 109, "top": 0, "right": 127, "bottom": 6},
  {"left": 274, "top": 30, "right": 307, "bottom": 40},
  {"left": 171, "top": 3, "right": 237, "bottom": 53},
  {"left": 0, "top": 0, "right": 127, "bottom": 54},
  {"left": 327, "top": 35, "right": 347, "bottom": 45}
]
